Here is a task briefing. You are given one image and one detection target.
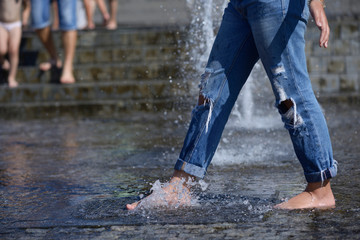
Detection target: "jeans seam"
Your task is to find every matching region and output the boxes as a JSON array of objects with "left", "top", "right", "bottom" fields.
[
  {"left": 281, "top": 0, "right": 286, "bottom": 18},
  {"left": 283, "top": 21, "right": 327, "bottom": 170},
  {"left": 226, "top": 33, "right": 253, "bottom": 76},
  {"left": 185, "top": 33, "right": 253, "bottom": 165}
]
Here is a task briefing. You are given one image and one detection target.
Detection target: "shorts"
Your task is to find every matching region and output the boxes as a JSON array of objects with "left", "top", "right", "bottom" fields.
[{"left": 30, "top": 0, "right": 77, "bottom": 30}]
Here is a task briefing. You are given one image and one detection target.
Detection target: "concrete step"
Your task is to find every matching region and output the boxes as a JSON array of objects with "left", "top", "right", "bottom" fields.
[
  {"left": 0, "top": 26, "right": 193, "bottom": 117},
  {"left": 16, "top": 27, "right": 186, "bottom": 85},
  {"left": 20, "top": 27, "right": 184, "bottom": 49},
  {"left": 20, "top": 28, "right": 186, "bottom": 66},
  {"left": 0, "top": 98, "right": 193, "bottom": 119},
  {"left": 15, "top": 62, "right": 181, "bottom": 84},
  {"left": 0, "top": 78, "right": 193, "bottom": 118},
  {"left": 0, "top": 79, "right": 188, "bottom": 103}
]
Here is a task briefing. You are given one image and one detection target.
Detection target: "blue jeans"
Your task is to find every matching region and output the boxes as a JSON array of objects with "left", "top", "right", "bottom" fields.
[
  {"left": 30, "top": 0, "right": 77, "bottom": 30},
  {"left": 174, "top": 0, "right": 338, "bottom": 183}
]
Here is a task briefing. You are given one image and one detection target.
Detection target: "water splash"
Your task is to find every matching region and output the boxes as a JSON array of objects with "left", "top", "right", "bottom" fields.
[
  {"left": 182, "top": 0, "right": 227, "bottom": 94},
  {"left": 228, "top": 63, "right": 281, "bottom": 129},
  {"left": 183, "top": 0, "right": 279, "bottom": 129},
  {"left": 133, "top": 179, "right": 200, "bottom": 210},
  {"left": 185, "top": 0, "right": 227, "bottom": 70},
  {"left": 181, "top": 1, "right": 289, "bottom": 167}
]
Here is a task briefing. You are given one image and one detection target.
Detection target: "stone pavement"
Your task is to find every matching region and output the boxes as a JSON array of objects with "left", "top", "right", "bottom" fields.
[
  {"left": 1, "top": 102, "right": 360, "bottom": 240},
  {"left": 1, "top": 223, "right": 290, "bottom": 239}
]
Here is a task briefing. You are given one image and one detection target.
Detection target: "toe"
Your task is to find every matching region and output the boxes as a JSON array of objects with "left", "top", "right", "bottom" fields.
[
  {"left": 126, "top": 202, "right": 139, "bottom": 210},
  {"left": 60, "top": 76, "right": 75, "bottom": 84},
  {"left": 39, "top": 62, "right": 52, "bottom": 71}
]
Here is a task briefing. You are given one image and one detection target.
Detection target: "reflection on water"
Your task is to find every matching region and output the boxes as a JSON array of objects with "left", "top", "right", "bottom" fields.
[{"left": 0, "top": 103, "right": 360, "bottom": 238}]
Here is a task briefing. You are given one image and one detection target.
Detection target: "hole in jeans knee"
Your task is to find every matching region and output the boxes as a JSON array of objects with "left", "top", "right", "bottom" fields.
[
  {"left": 278, "top": 99, "right": 294, "bottom": 114},
  {"left": 198, "top": 94, "right": 210, "bottom": 105},
  {"left": 196, "top": 61, "right": 226, "bottom": 132},
  {"left": 278, "top": 98, "right": 304, "bottom": 129}
]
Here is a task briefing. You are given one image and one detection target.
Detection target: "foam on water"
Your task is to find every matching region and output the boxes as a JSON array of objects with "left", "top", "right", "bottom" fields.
[
  {"left": 129, "top": 177, "right": 274, "bottom": 219},
  {"left": 133, "top": 179, "right": 200, "bottom": 210}
]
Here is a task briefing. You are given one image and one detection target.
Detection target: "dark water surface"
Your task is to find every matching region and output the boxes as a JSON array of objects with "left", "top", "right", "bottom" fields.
[{"left": 1, "top": 103, "right": 359, "bottom": 239}]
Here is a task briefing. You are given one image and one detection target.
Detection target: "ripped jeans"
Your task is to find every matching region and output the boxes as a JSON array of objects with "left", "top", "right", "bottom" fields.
[{"left": 174, "top": 0, "right": 338, "bottom": 183}]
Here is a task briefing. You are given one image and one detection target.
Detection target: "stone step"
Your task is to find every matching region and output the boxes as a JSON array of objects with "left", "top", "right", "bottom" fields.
[
  {"left": 17, "top": 28, "right": 186, "bottom": 85},
  {"left": 0, "top": 80, "right": 189, "bottom": 104},
  {"left": 15, "top": 62, "right": 181, "bottom": 84},
  {"left": 0, "top": 27, "right": 193, "bottom": 117},
  {"left": 21, "top": 27, "right": 184, "bottom": 49},
  {"left": 20, "top": 28, "right": 186, "bottom": 66},
  {"left": 0, "top": 98, "right": 193, "bottom": 119},
  {"left": 0, "top": 78, "right": 193, "bottom": 118}
]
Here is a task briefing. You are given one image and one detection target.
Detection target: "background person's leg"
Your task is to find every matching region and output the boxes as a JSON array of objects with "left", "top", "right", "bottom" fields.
[
  {"left": 0, "top": 25, "right": 9, "bottom": 69},
  {"left": 31, "top": 0, "right": 62, "bottom": 71},
  {"left": 83, "top": 0, "right": 96, "bottom": 29},
  {"left": 51, "top": 0, "right": 60, "bottom": 30},
  {"left": 7, "top": 26, "right": 22, "bottom": 88},
  {"left": 60, "top": 30, "right": 77, "bottom": 83},
  {"left": 57, "top": 0, "right": 78, "bottom": 83},
  {"left": 35, "top": 26, "right": 62, "bottom": 71},
  {"left": 96, "top": 0, "right": 110, "bottom": 26},
  {"left": 106, "top": 0, "right": 117, "bottom": 29}
]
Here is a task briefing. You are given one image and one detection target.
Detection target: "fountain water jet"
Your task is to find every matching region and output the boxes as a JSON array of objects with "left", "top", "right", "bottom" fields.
[
  {"left": 183, "top": 0, "right": 287, "bottom": 166},
  {"left": 184, "top": 0, "right": 279, "bottom": 129}
]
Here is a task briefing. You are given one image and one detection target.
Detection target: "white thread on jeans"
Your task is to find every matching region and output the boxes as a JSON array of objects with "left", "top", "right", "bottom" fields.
[
  {"left": 320, "top": 169, "right": 325, "bottom": 186},
  {"left": 205, "top": 100, "right": 214, "bottom": 133},
  {"left": 290, "top": 98, "right": 298, "bottom": 125}
]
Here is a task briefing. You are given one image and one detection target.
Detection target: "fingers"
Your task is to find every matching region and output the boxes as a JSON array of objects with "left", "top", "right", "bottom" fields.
[
  {"left": 320, "top": 24, "right": 330, "bottom": 48},
  {"left": 317, "top": 21, "right": 329, "bottom": 48},
  {"left": 316, "top": 14, "right": 330, "bottom": 48},
  {"left": 310, "top": 0, "right": 330, "bottom": 48}
]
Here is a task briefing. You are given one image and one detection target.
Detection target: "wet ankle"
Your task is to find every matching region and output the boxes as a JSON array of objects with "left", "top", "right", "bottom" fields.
[
  {"left": 305, "top": 180, "right": 331, "bottom": 193},
  {"left": 172, "top": 170, "right": 195, "bottom": 188}
]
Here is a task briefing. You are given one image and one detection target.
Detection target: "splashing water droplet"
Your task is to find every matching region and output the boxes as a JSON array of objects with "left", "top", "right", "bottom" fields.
[{"left": 198, "top": 179, "right": 209, "bottom": 191}]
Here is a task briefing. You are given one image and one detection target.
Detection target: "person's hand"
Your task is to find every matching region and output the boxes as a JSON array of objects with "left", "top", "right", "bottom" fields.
[{"left": 309, "top": 0, "right": 329, "bottom": 48}]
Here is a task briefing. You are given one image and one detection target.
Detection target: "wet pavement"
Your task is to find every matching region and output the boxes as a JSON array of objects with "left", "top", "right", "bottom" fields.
[{"left": 0, "top": 101, "right": 359, "bottom": 239}]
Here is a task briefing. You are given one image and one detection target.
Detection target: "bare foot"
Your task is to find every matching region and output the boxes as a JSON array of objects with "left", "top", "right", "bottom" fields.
[
  {"left": 274, "top": 180, "right": 335, "bottom": 210},
  {"left": 1, "top": 59, "right": 10, "bottom": 70},
  {"left": 60, "top": 71, "right": 75, "bottom": 84},
  {"left": 39, "top": 59, "right": 62, "bottom": 71},
  {"left": 8, "top": 78, "right": 19, "bottom": 88},
  {"left": 86, "top": 22, "right": 95, "bottom": 30},
  {"left": 126, "top": 170, "right": 194, "bottom": 210},
  {"left": 102, "top": 13, "right": 110, "bottom": 26},
  {"left": 106, "top": 21, "right": 117, "bottom": 30}
]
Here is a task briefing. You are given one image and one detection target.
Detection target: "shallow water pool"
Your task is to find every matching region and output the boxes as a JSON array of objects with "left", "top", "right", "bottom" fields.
[{"left": 1, "top": 102, "right": 359, "bottom": 239}]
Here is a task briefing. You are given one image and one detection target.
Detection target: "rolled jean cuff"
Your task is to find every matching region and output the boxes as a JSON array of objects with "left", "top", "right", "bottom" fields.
[
  {"left": 174, "top": 158, "right": 207, "bottom": 179},
  {"left": 304, "top": 160, "right": 338, "bottom": 183},
  {"left": 32, "top": 21, "right": 51, "bottom": 30}
]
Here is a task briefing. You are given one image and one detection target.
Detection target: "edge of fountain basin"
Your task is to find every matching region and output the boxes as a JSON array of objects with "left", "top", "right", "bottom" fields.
[{"left": 0, "top": 92, "right": 358, "bottom": 121}]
